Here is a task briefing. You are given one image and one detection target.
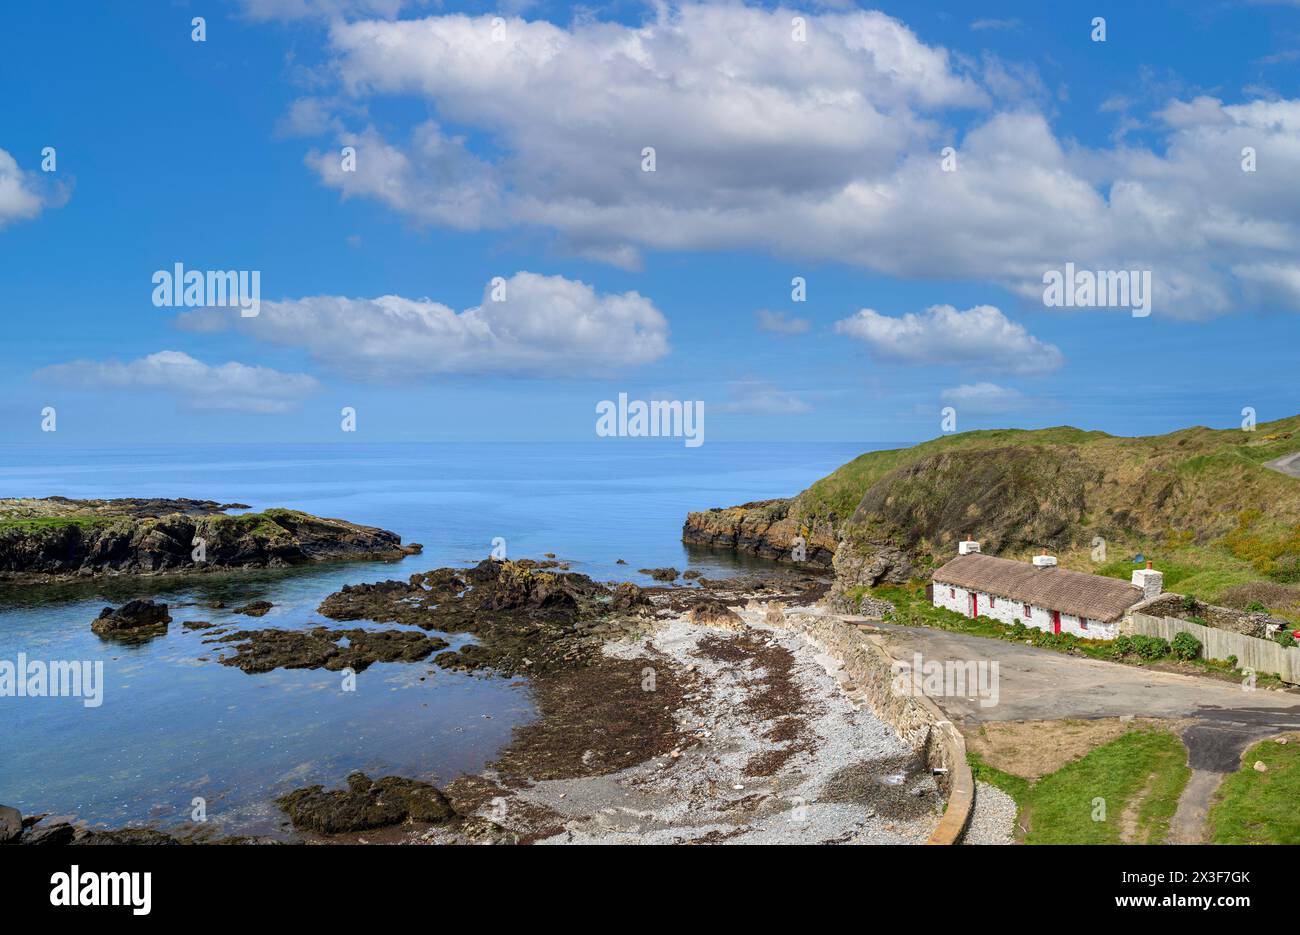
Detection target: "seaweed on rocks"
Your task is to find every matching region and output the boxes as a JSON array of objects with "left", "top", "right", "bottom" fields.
[
  {"left": 314, "top": 558, "right": 651, "bottom": 676},
  {"left": 212, "top": 626, "right": 449, "bottom": 674}
]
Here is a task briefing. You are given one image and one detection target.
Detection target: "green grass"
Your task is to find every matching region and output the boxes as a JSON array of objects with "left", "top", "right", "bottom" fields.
[
  {"left": 789, "top": 415, "right": 1300, "bottom": 528},
  {"left": 794, "top": 426, "right": 1111, "bottom": 524},
  {"left": 202, "top": 511, "right": 291, "bottom": 538},
  {"left": 1208, "top": 736, "right": 1300, "bottom": 844},
  {"left": 0, "top": 515, "right": 119, "bottom": 531},
  {"left": 1018, "top": 730, "right": 1190, "bottom": 844}
]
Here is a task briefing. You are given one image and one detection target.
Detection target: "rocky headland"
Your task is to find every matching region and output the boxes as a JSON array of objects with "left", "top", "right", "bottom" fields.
[
  {"left": 683, "top": 417, "right": 1300, "bottom": 615},
  {"left": 0, "top": 497, "right": 419, "bottom": 583}
]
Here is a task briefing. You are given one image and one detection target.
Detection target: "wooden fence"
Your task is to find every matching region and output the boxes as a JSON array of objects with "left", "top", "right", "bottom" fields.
[{"left": 1129, "top": 612, "right": 1300, "bottom": 684}]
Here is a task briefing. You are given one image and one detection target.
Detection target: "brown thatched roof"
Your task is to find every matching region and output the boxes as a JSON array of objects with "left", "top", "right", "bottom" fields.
[{"left": 932, "top": 553, "right": 1142, "bottom": 623}]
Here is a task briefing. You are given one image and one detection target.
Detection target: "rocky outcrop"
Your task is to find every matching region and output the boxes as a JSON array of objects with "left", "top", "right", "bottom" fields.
[
  {"left": 315, "top": 558, "right": 649, "bottom": 677},
  {"left": 682, "top": 499, "right": 836, "bottom": 567},
  {"left": 276, "top": 772, "right": 458, "bottom": 834},
  {"left": 0, "top": 498, "right": 412, "bottom": 582},
  {"left": 231, "top": 600, "right": 274, "bottom": 617},
  {"left": 212, "top": 627, "right": 450, "bottom": 674},
  {"left": 831, "top": 540, "right": 918, "bottom": 592},
  {"left": 610, "top": 582, "right": 652, "bottom": 612},
  {"left": 0, "top": 805, "right": 21, "bottom": 844},
  {"left": 91, "top": 599, "right": 171, "bottom": 640},
  {"left": 687, "top": 599, "right": 745, "bottom": 630},
  {"left": 638, "top": 567, "right": 679, "bottom": 581}
]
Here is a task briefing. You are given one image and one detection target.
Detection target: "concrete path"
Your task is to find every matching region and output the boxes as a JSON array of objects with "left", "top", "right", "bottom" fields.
[
  {"left": 859, "top": 620, "right": 1300, "bottom": 843},
  {"left": 1265, "top": 452, "right": 1300, "bottom": 479},
  {"left": 1169, "top": 770, "right": 1221, "bottom": 844}
]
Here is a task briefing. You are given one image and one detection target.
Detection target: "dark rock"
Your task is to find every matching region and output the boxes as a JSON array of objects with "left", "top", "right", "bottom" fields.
[
  {"left": 314, "top": 558, "right": 636, "bottom": 676},
  {"left": 0, "top": 805, "right": 21, "bottom": 844},
  {"left": 91, "top": 599, "right": 171, "bottom": 639},
  {"left": 433, "top": 643, "right": 495, "bottom": 671},
  {"left": 73, "top": 828, "right": 182, "bottom": 845},
  {"left": 610, "top": 582, "right": 651, "bottom": 612},
  {"left": 688, "top": 599, "right": 745, "bottom": 630},
  {"left": 232, "top": 600, "right": 273, "bottom": 617},
  {"left": 182, "top": 620, "right": 214, "bottom": 630},
  {"left": 21, "top": 823, "right": 76, "bottom": 845},
  {"left": 682, "top": 569, "right": 703, "bottom": 580},
  {"left": 215, "top": 627, "right": 449, "bottom": 674},
  {"left": 276, "top": 772, "right": 457, "bottom": 834},
  {"left": 639, "top": 567, "right": 680, "bottom": 582}
]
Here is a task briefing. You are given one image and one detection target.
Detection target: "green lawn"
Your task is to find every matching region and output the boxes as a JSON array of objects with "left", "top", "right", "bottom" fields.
[
  {"left": 1208, "top": 736, "right": 1300, "bottom": 844},
  {"left": 970, "top": 729, "right": 1191, "bottom": 844}
]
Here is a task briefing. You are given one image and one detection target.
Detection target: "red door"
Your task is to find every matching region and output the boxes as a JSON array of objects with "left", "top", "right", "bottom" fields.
[
  {"left": 970, "top": 593, "right": 978, "bottom": 618},
  {"left": 1052, "top": 610, "right": 1061, "bottom": 634}
]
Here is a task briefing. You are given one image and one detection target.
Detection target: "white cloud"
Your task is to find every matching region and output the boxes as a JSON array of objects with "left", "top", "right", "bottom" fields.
[
  {"left": 940, "top": 382, "right": 1032, "bottom": 414},
  {"left": 238, "top": 0, "right": 419, "bottom": 21},
  {"left": 1233, "top": 262, "right": 1300, "bottom": 306},
  {"left": 282, "top": 7, "right": 1300, "bottom": 318},
  {"left": 177, "top": 271, "right": 670, "bottom": 380},
  {"left": 834, "top": 304, "right": 1064, "bottom": 375},
  {"left": 35, "top": 351, "right": 321, "bottom": 414},
  {"left": 970, "top": 18, "right": 1021, "bottom": 32},
  {"left": 756, "top": 309, "right": 811, "bottom": 335},
  {"left": 716, "top": 382, "right": 813, "bottom": 415},
  {"left": 305, "top": 123, "right": 502, "bottom": 229},
  {"left": 0, "top": 148, "right": 59, "bottom": 229}
]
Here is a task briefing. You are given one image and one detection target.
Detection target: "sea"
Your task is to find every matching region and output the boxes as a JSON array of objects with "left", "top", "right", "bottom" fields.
[{"left": 0, "top": 441, "right": 875, "bottom": 837}]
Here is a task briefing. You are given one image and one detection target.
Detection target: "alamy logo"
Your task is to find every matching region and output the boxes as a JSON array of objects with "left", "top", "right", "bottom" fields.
[
  {"left": 152, "top": 262, "right": 260, "bottom": 317},
  {"left": 0, "top": 655, "right": 103, "bottom": 708},
  {"left": 596, "top": 393, "right": 704, "bottom": 448},
  {"left": 890, "top": 653, "right": 999, "bottom": 708},
  {"left": 1042, "top": 263, "right": 1151, "bottom": 317},
  {"left": 50, "top": 866, "right": 151, "bottom": 915}
]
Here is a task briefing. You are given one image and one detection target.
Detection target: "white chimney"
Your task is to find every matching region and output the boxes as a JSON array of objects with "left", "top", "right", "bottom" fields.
[
  {"left": 1032, "top": 549, "right": 1057, "bottom": 568},
  {"left": 958, "top": 540, "right": 981, "bottom": 555},
  {"left": 1132, "top": 562, "right": 1163, "bottom": 599}
]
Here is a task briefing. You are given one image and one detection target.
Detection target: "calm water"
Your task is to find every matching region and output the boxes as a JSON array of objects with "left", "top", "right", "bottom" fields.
[{"left": 0, "top": 441, "right": 871, "bottom": 837}]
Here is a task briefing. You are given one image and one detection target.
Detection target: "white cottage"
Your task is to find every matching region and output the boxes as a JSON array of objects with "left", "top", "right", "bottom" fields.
[{"left": 930, "top": 542, "right": 1163, "bottom": 640}]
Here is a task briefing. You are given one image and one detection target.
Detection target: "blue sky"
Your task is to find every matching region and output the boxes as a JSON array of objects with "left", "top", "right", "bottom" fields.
[{"left": 1, "top": 0, "right": 1297, "bottom": 444}]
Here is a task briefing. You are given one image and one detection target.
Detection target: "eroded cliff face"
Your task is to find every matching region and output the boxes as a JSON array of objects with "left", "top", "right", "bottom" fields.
[
  {"left": 0, "top": 498, "right": 414, "bottom": 582},
  {"left": 682, "top": 499, "right": 836, "bottom": 567}
]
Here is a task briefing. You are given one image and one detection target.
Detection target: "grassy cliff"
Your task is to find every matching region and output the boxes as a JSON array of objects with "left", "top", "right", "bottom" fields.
[{"left": 685, "top": 416, "right": 1300, "bottom": 616}]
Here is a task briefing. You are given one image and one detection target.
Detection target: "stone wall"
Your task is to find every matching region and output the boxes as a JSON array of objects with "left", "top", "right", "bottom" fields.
[
  {"left": 1134, "top": 592, "right": 1288, "bottom": 639},
  {"left": 774, "top": 609, "right": 973, "bottom": 844}
]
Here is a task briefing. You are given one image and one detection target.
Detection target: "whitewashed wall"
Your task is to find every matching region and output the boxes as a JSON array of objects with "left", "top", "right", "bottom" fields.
[{"left": 932, "top": 582, "right": 1120, "bottom": 640}]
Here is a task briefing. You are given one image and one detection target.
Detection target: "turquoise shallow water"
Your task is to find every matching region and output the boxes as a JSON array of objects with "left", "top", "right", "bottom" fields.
[{"left": 0, "top": 441, "right": 875, "bottom": 836}]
